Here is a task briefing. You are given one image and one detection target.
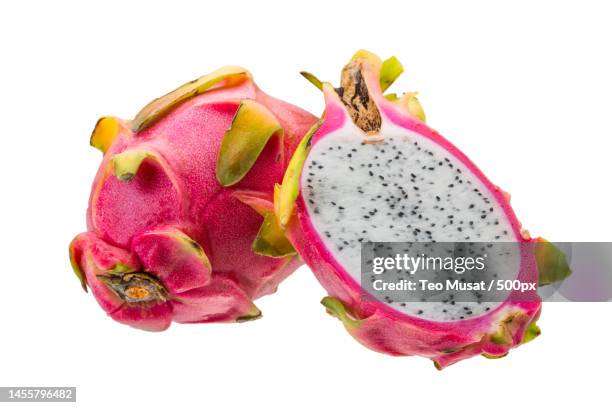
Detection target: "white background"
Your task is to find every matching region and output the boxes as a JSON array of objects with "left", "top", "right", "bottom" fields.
[{"left": 1, "top": 0, "right": 610, "bottom": 406}]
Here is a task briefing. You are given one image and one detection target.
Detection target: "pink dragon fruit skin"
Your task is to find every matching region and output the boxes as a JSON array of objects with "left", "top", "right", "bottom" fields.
[
  {"left": 276, "top": 51, "right": 544, "bottom": 368},
  {"left": 70, "top": 66, "right": 316, "bottom": 331}
]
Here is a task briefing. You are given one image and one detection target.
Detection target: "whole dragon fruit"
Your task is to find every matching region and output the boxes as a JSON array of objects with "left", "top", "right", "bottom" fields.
[
  {"left": 276, "top": 51, "right": 568, "bottom": 368},
  {"left": 70, "top": 66, "right": 316, "bottom": 331}
]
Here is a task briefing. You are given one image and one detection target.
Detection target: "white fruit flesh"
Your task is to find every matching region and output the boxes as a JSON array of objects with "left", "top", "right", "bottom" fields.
[{"left": 301, "top": 123, "right": 520, "bottom": 321}]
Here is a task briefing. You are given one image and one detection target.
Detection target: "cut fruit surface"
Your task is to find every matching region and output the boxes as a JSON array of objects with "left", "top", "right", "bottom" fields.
[{"left": 302, "top": 132, "right": 523, "bottom": 321}]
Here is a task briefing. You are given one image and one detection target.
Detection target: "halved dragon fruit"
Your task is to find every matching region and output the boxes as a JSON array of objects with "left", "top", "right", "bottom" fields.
[
  {"left": 277, "top": 51, "right": 567, "bottom": 368},
  {"left": 70, "top": 66, "right": 316, "bottom": 331}
]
